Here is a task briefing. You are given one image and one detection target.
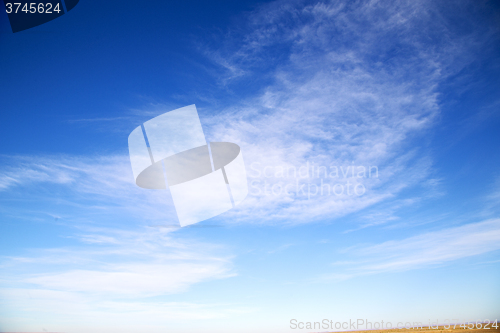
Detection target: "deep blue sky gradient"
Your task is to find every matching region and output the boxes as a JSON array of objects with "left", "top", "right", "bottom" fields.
[{"left": 1, "top": 1, "right": 500, "bottom": 332}]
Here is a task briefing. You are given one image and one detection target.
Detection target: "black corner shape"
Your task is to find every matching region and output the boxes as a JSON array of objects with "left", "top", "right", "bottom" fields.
[
  {"left": 3, "top": 0, "right": 79, "bottom": 33},
  {"left": 64, "top": 0, "right": 78, "bottom": 12}
]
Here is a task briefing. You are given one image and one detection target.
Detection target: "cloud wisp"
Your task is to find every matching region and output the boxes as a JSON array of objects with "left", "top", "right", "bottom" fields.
[
  {"left": 320, "top": 218, "right": 500, "bottom": 281},
  {"left": 193, "top": 0, "right": 494, "bottom": 224},
  {"left": 0, "top": 154, "right": 179, "bottom": 226},
  {"left": 0, "top": 226, "right": 241, "bottom": 330},
  {"left": 1, "top": 226, "right": 235, "bottom": 294}
]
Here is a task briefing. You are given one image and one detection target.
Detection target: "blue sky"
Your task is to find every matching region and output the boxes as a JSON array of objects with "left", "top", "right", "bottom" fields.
[{"left": 1, "top": 0, "right": 500, "bottom": 332}]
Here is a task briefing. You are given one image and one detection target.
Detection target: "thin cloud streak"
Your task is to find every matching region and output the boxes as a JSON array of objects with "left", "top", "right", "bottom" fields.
[
  {"left": 1, "top": 227, "right": 235, "bottom": 297},
  {"left": 0, "top": 154, "right": 178, "bottom": 226},
  {"left": 320, "top": 218, "right": 500, "bottom": 281},
  {"left": 0, "top": 227, "right": 238, "bottom": 328}
]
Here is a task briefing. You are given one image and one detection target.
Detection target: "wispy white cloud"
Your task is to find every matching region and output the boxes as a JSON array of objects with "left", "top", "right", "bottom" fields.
[
  {"left": 25, "top": 262, "right": 231, "bottom": 296},
  {"left": 0, "top": 155, "right": 178, "bottom": 225},
  {"left": 197, "top": 0, "right": 489, "bottom": 224},
  {"left": 1, "top": 227, "right": 234, "bottom": 296},
  {"left": 320, "top": 218, "right": 500, "bottom": 281},
  {"left": 0, "top": 226, "right": 239, "bottom": 330}
]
